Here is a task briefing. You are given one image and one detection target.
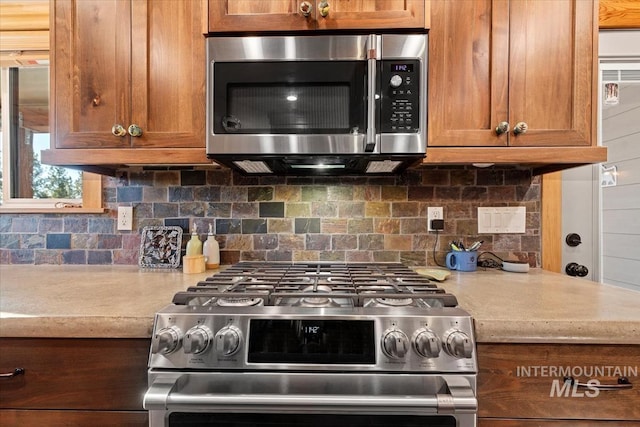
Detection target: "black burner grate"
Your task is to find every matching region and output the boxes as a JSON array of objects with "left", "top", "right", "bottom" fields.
[{"left": 172, "top": 262, "right": 458, "bottom": 307}]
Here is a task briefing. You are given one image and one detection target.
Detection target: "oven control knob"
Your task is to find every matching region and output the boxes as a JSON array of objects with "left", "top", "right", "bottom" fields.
[
  {"left": 412, "top": 328, "right": 441, "bottom": 358},
  {"left": 214, "top": 325, "right": 242, "bottom": 357},
  {"left": 183, "top": 325, "right": 213, "bottom": 354},
  {"left": 381, "top": 329, "right": 409, "bottom": 359},
  {"left": 389, "top": 74, "right": 403, "bottom": 88},
  {"left": 151, "top": 326, "right": 182, "bottom": 354},
  {"left": 444, "top": 330, "right": 474, "bottom": 359}
]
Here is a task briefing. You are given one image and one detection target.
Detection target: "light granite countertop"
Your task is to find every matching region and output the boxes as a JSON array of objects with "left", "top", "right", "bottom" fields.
[{"left": 1, "top": 265, "right": 639, "bottom": 344}]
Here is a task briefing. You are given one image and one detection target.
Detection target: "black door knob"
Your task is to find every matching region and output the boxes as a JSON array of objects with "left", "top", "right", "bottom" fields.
[
  {"left": 565, "top": 233, "right": 582, "bottom": 247},
  {"left": 565, "top": 262, "right": 589, "bottom": 277}
]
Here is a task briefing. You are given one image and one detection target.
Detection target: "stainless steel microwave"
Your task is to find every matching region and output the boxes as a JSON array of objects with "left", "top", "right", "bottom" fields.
[{"left": 206, "top": 34, "right": 427, "bottom": 175}]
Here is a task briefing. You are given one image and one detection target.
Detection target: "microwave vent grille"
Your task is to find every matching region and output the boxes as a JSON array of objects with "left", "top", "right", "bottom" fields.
[
  {"left": 366, "top": 160, "right": 402, "bottom": 174},
  {"left": 234, "top": 160, "right": 273, "bottom": 174}
]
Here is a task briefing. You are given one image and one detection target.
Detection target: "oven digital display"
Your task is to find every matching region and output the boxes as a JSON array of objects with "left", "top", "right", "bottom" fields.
[
  {"left": 248, "top": 319, "right": 375, "bottom": 364},
  {"left": 391, "top": 63, "right": 413, "bottom": 72}
]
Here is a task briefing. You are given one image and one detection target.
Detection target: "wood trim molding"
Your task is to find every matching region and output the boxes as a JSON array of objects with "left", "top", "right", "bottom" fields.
[
  {"left": 422, "top": 147, "right": 607, "bottom": 165},
  {"left": 600, "top": 0, "right": 640, "bottom": 28},
  {"left": 424, "top": 0, "right": 431, "bottom": 29},
  {"left": 41, "top": 148, "right": 212, "bottom": 166},
  {"left": 0, "top": 1, "right": 49, "bottom": 31},
  {"left": 541, "top": 172, "right": 562, "bottom": 273}
]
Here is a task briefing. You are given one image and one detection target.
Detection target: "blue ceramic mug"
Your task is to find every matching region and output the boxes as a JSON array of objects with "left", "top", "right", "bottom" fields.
[{"left": 446, "top": 251, "right": 478, "bottom": 272}]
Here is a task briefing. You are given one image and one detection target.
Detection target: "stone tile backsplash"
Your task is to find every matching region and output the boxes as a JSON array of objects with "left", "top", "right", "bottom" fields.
[{"left": 0, "top": 167, "right": 541, "bottom": 267}]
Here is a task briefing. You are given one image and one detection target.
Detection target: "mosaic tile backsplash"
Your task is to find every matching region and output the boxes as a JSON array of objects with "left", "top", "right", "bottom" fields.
[{"left": 0, "top": 167, "right": 541, "bottom": 267}]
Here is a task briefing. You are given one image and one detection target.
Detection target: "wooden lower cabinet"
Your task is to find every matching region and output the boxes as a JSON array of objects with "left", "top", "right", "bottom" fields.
[
  {"left": 477, "top": 343, "right": 640, "bottom": 425},
  {"left": 479, "top": 420, "right": 640, "bottom": 426},
  {"left": 0, "top": 410, "right": 147, "bottom": 426},
  {"left": 0, "top": 338, "right": 149, "bottom": 426}
]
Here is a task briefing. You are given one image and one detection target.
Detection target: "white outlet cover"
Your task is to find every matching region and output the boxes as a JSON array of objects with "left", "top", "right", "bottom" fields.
[
  {"left": 478, "top": 207, "right": 526, "bottom": 234},
  {"left": 427, "top": 207, "right": 443, "bottom": 231},
  {"left": 117, "top": 206, "right": 133, "bottom": 231}
]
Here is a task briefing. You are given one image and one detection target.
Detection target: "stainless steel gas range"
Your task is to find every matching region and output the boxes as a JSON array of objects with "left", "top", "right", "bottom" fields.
[{"left": 144, "top": 262, "right": 477, "bottom": 427}]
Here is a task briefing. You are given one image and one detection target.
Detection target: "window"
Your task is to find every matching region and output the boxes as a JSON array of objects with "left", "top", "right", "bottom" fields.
[{"left": 0, "top": 66, "right": 102, "bottom": 213}]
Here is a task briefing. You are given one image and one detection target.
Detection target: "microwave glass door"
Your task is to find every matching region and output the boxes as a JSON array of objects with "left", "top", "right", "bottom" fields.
[{"left": 213, "top": 61, "right": 366, "bottom": 134}]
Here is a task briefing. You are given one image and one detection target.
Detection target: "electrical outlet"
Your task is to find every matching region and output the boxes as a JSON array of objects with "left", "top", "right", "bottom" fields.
[
  {"left": 117, "top": 206, "right": 133, "bottom": 231},
  {"left": 427, "top": 207, "right": 444, "bottom": 231}
]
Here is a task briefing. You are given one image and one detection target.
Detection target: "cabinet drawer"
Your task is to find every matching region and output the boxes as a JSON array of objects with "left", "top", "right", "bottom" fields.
[
  {"left": 0, "top": 338, "right": 149, "bottom": 411},
  {"left": 0, "top": 409, "right": 148, "bottom": 427},
  {"left": 479, "top": 420, "right": 640, "bottom": 426},
  {"left": 478, "top": 344, "right": 640, "bottom": 420}
]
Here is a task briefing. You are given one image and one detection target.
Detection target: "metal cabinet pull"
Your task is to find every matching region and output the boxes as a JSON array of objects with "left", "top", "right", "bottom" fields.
[
  {"left": 318, "top": 1, "right": 329, "bottom": 17},
  {"left": 495, "top": 121, "right": 510, "bottom": 135},
  {"left": 128, "top": 124, "right": 143, "bottom": 137},
  {"left": 300, "top": 1, "right": 313, "bottom": 17},
  {"left": 112, "top": 124, "right": 127, "bottom": 137},
  {"left": 0, "top": 368, "right": 25, "bottom": 378},
  {"left": 564, "top": 376, "right": 633, "bottom": 390},
  {"left": 513, "top": 121, "right": 528, "bottom": 135}
]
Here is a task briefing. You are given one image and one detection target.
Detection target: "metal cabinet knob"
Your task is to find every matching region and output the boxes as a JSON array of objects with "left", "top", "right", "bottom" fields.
[
  {"left": 300, "top": 1, "right": 313, "bottom": 16},
  {"left": 318, "top": 1, "right": 329, "bottom": 17},
  {"left": 128, "top": 124, "right": 143, "bottom": 137},
  {"left": 112, "top": 124, "right": 127, "bottom": 137},
  {"left": 495, "top": 121, "right": 510, "bottom": 135},
  {"left": 513, "top": 121, "right": 528, "bottom": 135}
]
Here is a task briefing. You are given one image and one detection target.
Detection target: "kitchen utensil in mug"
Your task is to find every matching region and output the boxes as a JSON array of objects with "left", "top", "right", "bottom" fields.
[{"left": 446, "top": 251, "right": 478, "bottom": 272}]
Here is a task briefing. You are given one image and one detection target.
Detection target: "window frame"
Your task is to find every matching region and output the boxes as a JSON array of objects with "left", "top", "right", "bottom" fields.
[{"left": 0, "top": 67, "right": 103, "bottom": 213}]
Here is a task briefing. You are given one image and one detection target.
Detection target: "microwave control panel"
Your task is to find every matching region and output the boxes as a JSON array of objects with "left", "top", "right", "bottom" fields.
[{"left": 379, "top": 60, "right": 420, "bottom": 133}]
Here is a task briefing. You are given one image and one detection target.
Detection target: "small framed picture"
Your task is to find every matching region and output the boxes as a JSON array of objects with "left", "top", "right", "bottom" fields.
[{"left": 139, "top": 226, "right": 183, "bottom": 268}]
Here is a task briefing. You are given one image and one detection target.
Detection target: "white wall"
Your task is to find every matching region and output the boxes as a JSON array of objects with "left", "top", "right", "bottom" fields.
[{"left": 562, "top": 31, "right": 640, "bottom": 290}]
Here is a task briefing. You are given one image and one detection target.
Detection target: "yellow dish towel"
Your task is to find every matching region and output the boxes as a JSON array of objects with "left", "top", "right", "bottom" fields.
[{"left": 414, "top": 268, "right": 451, "bottom": 282}]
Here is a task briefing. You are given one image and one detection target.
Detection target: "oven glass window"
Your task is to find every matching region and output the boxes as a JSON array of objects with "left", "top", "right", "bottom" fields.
[
  {"left": 248, "top": 319, "right": 375, "bottom": 364},
  {"left": 168, "top": 413, "right": 457, "bottom": 426},
  {"left": 213, "top": 62, "right": 366, "bottom": 134}
]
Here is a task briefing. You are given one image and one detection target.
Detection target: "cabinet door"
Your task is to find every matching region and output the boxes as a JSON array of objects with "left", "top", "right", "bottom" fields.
[
  {"left": 477, "top": 343, "right": 640, "bottom": 420},
  {"left": 429, "top": 0, "right": 595, "bottom": 148},
  {"left": 428, "top": 0, "right": 510, "bottom": 147},
  {"left": 315, "top": 0, "right": 425, "bottom": 30},
  {"left": 208, "top": 0, "right": 314, "bottom": 32},
  {"left": 53, "top": 0, "right": 132, "bottom": 149},
  {"left": 129, "top": 0, "right": 205, "bottom": 148},
  {"left": 0, "top": 338, "right": 149, "bottom": 410},
  {"left": 508, "top": 0, "right": 595, "bottom": 147}
]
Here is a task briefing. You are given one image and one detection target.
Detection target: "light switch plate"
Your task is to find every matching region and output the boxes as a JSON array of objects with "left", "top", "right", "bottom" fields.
[{"left": 478, "top": 207, "right": 526, "bottom": 233}]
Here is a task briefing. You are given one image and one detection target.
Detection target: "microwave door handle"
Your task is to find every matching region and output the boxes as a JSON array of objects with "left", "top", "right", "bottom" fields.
[{"left": 365, "top": 35, "right": 378, "bottom": 153}]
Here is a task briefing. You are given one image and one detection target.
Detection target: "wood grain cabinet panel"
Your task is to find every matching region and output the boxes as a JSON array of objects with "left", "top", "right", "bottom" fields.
[
  {"left": 0, "top": 338, "right": 149, "bottom": 425},
  {"left": 429, "top": 0, "right": 596, "bottom": 148},
  {"left": 0, "top": 410, "right": 147, "bottom": 427},
  {"left": 52, "top": 0, "right": 205, "bottom": 152},
  {"left": 208, "top": 0, "right": 426, "bottom": 32},
  {"left": 477, "top": 343, "right": 640, "bottom": 423}
]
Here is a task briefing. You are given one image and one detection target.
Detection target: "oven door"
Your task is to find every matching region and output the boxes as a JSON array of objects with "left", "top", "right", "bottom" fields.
[{"left": 145, "top": 372, "right": 477, "bottom": 427}]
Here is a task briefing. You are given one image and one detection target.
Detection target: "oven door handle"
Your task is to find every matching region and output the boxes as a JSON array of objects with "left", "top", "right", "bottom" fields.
[
  {"left": 364, "top": 34, "right": 380, "bottom": 153},
  {"left": 144, "top": 375, "right": 477, "bottom": 415}
]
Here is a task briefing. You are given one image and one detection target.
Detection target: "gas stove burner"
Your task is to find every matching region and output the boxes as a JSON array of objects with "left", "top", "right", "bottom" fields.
[
  {"left": 217, "top": 297, "right": 263, "bottom": 307},
  {"left": 293, "top": 284, "right": 341, "bottom": 308},
  {"left": 365, "top": 297, "right": 416, "bottom": 308}
]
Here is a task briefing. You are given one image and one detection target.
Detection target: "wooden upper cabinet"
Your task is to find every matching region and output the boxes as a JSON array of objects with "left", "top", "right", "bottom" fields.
[
  {"left": 208, "top": 0, "right": 426, "bottom": 32},
  {"left": 429, "top": 0, "right": 596, "bottom": 148},
  {"left": 53, "top": 0, "right": 205, "bottom": 150}
]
